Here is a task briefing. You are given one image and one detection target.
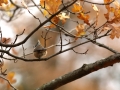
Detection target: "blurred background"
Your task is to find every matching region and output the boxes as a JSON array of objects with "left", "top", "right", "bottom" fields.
[{"left": 1, "top": 0, "right": 120, "bottom": 90}]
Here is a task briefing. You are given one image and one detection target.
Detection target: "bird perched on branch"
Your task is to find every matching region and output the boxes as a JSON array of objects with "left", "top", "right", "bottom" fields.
[{"left": 33, "top": 40, "right": 47, "bottom": 58}]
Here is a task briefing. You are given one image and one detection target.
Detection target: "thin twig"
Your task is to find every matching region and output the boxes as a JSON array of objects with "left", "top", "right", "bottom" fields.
[
  {"left": 72, "top": 49, "right": 88, "bottom": 54},
  {"left": 22, "top": 44, "right": 25, "bottom": 58},
  {"left": 86, "top": 38, "right": 118, "bottom": 54},
  {"left": 8, "top": 29, "right": 25, "bottom": 52},
  {"left": 0, "top": 75, "right": 17, "bottom": 90},
  {"left": 83, "top": 0, "right": 115, "bottom": 5},
  {"left": 59, "top": 30, "right": 62, "bottom": 51}
]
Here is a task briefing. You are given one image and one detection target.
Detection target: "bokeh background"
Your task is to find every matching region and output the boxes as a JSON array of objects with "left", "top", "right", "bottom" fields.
[{"left": 1, "top": 0, "right": 120, "bottom": 90}]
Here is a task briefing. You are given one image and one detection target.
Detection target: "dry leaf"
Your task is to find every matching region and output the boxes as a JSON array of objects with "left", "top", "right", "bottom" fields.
[
  {"left": 57, "top": 12, "right": 70, "bottom": 24},
  {"left": 7, "top": 72, "right": 16, "bottom": 89},
  {"left": 75, "top": 24, "right": 86, "bottom": 40},
  {"left": 92, "top": 4, "right": 99, "bottom": 26},
  {"left": 77, "top": 13, "right": 90, "bottom": 25},
  {"left": 0, "top": 0, "right": 8, "bottom": 6},
  {"left": 40, "top": 0, "right": 61, "bottom": 15},
  {"left": 72, "top": 3, "right": 83, "bottom": 13},
  {"left": 1, "top": 37, "right": 11, "bottom": 44}
]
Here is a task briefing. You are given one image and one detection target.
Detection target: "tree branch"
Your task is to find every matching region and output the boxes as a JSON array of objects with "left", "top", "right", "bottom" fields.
[
  {"left": 0, "top": 0, "right": 78, "bottom": 48},
  {"left": 37, "top": 53, "right": 120, "bottom": 90}
]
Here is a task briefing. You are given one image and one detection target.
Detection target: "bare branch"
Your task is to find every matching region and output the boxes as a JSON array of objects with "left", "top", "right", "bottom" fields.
[
  {"left": 72, "top": 49, "right": 88, "bottom": 54},
  {"left": 86, "top": 38, "right": 118, "bottom": 54},
  {"left": 83, "top": 0, "right": 115, "bottom": 5}
]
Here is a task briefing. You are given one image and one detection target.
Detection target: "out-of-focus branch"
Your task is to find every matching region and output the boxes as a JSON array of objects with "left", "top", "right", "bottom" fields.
[{"left": 37, "top": 53, "right": 120, "bottom": 90}]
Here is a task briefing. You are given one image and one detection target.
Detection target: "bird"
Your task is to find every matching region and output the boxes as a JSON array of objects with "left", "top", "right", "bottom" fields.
[{"left": 33, "top": 40, "right": 47, "bottom": 58}]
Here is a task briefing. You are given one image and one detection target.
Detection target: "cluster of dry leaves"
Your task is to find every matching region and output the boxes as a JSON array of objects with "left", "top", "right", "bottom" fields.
[
  {"left": 1, "top": 0, "right": 120, "bottom": 40},
  {"left": 39, "top": 0, "right": 120, "bottom": 39}
]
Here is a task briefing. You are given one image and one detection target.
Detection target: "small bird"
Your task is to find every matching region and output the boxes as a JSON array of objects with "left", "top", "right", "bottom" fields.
[{"left": 33, "top": 40, "right": 47, "bottom": 58}]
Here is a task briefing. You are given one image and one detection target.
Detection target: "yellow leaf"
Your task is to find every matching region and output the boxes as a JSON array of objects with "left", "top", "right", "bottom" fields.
[
  {"left": 0, "top": 0, "right": 8, "bottom": 6},
  {"left": 104, "top": 13, "right": 109, "bottom": 20},
  {"left": 113, "top": 0, "right": 120, "bottom": 9},
  {"left": 1, "top": 2, "right": 15, "bottom": 16},
  {"left": 77, "top": 13, "right": 90, "bottom": 25},
  {"left": 104, "top": 0, "right": 112, "bottom": 11},
  {"left": 103, "top": 23, "right": 120, "bottom": 39},
  {"left": 75, "top": 24, "right": 85, "bottom": 40},
  {"left": 72, "top": 4, "right": 83, "bottom": 13},
  {"left": 92, "top": 4, "right": 99, "bottom": 11},
  {"left": 92, "top": 4, "right": 99, "bottom": 26},
  {"left": 43, "top": 10, "right": 48, "bottom": 16},
  {"left": 110, "top": 26, "right": 120, "bottom": 39},
  {"left": 57, "top": 12, "right": 70, "bottom": 24},
  {"left": 44, "top": 16, "right": 59, "bottom": 28},
  {"left": 7, "top": 72, "right": 16, "bottom": 83},
  {"left": 51, "top": 16, "right": 59, "bottom": 24},
  {"left": 1, "top": 2, "right": 14, "bottom": 10},
  {"left": 6, "top": 72, "right": 16, "bottom": 89},
  {"left": 40, "top": 0, "right": 61, "bottom": 15}
]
